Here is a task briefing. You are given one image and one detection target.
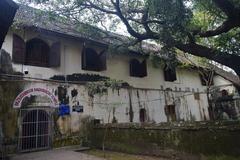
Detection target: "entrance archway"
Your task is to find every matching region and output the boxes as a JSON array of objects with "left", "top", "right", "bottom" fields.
[{"left": 18, "top": 108, "right": 53, "bottom": 152}]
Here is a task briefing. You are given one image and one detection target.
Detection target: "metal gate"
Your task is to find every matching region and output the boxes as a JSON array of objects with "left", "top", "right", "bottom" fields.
[{"left": 18, "top": 108, "right": 53, "bottom": 152}]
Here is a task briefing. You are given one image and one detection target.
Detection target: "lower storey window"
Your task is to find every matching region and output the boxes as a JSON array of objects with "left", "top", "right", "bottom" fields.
[{"left": 165, "top": 105, "right": 176, "bottom": 121}]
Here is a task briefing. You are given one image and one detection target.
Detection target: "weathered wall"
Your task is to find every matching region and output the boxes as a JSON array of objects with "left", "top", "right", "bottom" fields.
[
  {"left": 19, "top": 80, "right": 209, "bottom": 127},
  {"left": 0, "top": 79, "right": 209, "bottom": 139},
  {"left": 1, "top": 79, "right": 239, "bottom": 155},
  {"left": 213, "top": 75, "right": 237, "bottom": 94},
  {"left": 0, "top": 45, "right": 211, "bottom": 153},
  {"left": 2, "top": 30, "right": 207, "bottom": 91},
  {"left": 90, "top": 122, "right": 240, "bottom": 158}
]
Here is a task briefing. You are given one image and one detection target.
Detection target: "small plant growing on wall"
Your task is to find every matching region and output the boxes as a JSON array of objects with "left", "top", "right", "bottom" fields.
[{"left": 86, "top": 79, "right": 129, "bottom": 97}]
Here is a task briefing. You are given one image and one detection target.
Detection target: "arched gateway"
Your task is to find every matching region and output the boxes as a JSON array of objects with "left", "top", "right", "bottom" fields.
[
  {"left": 18, "top": 108, "right": 53, "bottom": 152},
  {"left": 13, "top": 88, "right": 58, "bottom": 152}
]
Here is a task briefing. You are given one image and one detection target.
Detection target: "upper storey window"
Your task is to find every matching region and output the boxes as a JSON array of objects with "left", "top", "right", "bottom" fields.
[
  {"left": 82, "top": 47, "right": 106, "bottom": 71},
  {"left": 129, "top": 59, "right": 147, "bottom": 78},
  {"left": 164, "top": 66, "right": 177, "bottom": 82},
  {"left": 25, "top": 38, "right": 50, "bottom": 67},
  {"left": 12, "top": 34, "right": 61, "bottom": 67}
]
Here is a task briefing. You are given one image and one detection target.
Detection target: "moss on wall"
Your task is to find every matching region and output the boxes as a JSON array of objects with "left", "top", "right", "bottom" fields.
[
  {"left": 53, "top": 116, "right": 94, "bottom": 148},
  {"left": 0, "top": 81, "right": 23, "bottom": 140},
  {"left": 53, "top": 135, "right": 83, "bottom": 148},
  {"left": 0, "top": 81, "right": 23, "bottom": 154},
  {"left": 90, "top": 121, "right": 240, "bottom": 157}
]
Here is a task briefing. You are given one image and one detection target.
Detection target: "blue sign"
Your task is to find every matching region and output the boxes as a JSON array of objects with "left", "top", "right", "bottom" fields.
[{"left": 59, "top": 104, "right": 70, "bottom": 116}]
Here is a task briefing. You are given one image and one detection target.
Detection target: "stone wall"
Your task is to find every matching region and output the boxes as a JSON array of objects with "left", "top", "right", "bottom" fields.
[{"left": 90, "top": 121, "right": 240, "bottom": 158}]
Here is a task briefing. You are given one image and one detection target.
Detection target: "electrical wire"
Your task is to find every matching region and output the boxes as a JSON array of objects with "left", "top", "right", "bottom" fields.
[{"left": 0, "top": 73, "right": 209, "bottom": 105}]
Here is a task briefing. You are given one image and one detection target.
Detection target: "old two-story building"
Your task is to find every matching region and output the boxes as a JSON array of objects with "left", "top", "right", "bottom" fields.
[{"left": 0, "top": 5, "right": 239, "bottom": 152}]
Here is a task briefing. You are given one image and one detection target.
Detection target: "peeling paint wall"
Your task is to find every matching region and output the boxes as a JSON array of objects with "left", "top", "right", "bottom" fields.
[{"left": 7, "top": 80, "right": 210, "bottom": 135}]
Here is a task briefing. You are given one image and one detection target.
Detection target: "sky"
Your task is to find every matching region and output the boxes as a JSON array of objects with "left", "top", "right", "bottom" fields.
[{"left": 13, "top": 0, "right": 130, "bottom": 36}]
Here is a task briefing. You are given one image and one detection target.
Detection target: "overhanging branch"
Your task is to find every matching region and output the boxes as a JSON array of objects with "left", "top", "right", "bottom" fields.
[
  {"left": 175, "top": 42, "right": 240, "bottom": 73},
  {"left": 198, "top": 19, "right": 239, "bottom": 37},
  {"left": 197, "top": 0, "right": 240, "bottom": 37}
]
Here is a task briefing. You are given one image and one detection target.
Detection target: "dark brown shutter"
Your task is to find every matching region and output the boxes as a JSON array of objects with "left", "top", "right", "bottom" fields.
[
  {"left": 164, "top": 66, "right": 177, "bottom": 82},
  {"left": 81, "top": 46, "right": 87, "bottom": 70},
  {"left": 49, "top": 42, "right": 61, "bottom": 67},
  {"left": 12, "top": 34, "right": 25, "bottom": 64},
  {"left": 170, "top": 67, "right": 177, "bottom": 81},
  {"left": 99, "top": 50, "right": 107, "bottom": 71},
  {"left": 141, "top": 60, "right": 147, "bottom": 77},
  {"left": 130, "top": 59, "right": 147, "bottom": 77},
  {"left": 130, "top": 59, "right": 139, "bottom": 77}
]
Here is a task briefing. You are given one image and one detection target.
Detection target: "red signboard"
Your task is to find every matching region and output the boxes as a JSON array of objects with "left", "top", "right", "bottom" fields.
[{"left": 13, "top": 88, "right": 58, "bottom": 108}]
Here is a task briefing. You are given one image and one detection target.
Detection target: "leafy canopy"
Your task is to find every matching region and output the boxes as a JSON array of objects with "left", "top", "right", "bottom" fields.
[{"left": 19, "top": 0, "right": 240, "bottom": 75}]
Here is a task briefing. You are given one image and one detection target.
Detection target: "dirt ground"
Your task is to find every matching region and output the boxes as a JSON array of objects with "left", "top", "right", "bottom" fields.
[
  {"left": 84, "top": 149, "right": 170, "bottom": 160},
  {"left": 10, "top": 148, "right": 169, "bottom": 160},
  {"left": 10, "top": 148, "right": 239, "bottom": 160}
]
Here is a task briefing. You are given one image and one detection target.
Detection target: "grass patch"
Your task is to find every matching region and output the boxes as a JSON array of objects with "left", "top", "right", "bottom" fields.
[
  {"left": 207, "top": 155, "right": 240, "bottom": 160},
  {"left": 84, "top": 149, "right": 167, "bottom": 160},
  {"left": 84, "top": 149, "right": 240, "bottom": 160}
]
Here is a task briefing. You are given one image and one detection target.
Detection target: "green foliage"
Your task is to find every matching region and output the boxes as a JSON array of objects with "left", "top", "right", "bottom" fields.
[
  {"left": 189, "top": 0, "right": 240, "bottom": 55},
  {"left": 149, "top": 54, "right": 165, "bottom": 68},
  {"left": 86, "top": 79, "right": 126, "bottom": 97},
  {"left": 207, "top": 155, "right": 240, "bottom": 160},
  {"left": 212, "top": 28, "right": 240, "bottom": 55},
  {"left": 108, "top": 44, "right": 130, "bottom": 56},
  {"left": 177, "top": 62, "right": 193, "bottom": 69},
  {"left": 147, "top": 0, "right": 192, "bottom": 29}
]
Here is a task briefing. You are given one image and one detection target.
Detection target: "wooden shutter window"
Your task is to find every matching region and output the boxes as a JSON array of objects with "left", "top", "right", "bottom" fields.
[
  {"left": 25, "top": 38, "right": 50, "bottom": 67},
  {"left": 81, "top": 46, "right": 87, "bottom": 70},
  {"left": 164, "top": 66, "right": 177, "bottom": 82},
  {"left": 49, "top": 42, "right": 61, "bottom": 67},
  {"left": 82, "top": 47, "right": 107, "bottom": 71},
  {"left": 12, "top": 34, "right": 25, "bottom": 64},
  {"left": 141, "top": 60, "right": 147, "bottom": 77},
  {"left": 130, "top": 59, "right": 147, "bottom": 77},
  {"left": 165, "top": 105, "right": 176, "bottom": 121},
  {"left": 86, "top": 48, "right": 99, "bottom": 71},
  {"left": 130, "top": 59, "right": 139, "bottom": 77},
  {"left": 99, "top": 50, "right": 107, "bottom": 71}
]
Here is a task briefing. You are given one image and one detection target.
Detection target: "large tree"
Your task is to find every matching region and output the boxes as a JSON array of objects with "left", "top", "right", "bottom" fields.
[{"left": 22, "top": 0, "right": 240, "bottom": 76}]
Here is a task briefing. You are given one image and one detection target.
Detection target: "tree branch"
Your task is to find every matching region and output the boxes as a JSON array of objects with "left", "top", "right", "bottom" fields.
[
  {"left": 113, "top": 0, "right": 149, "bottom": 40},
  {"left": 175, "top": 42, "right": 240, "bottom": 73},
  {"left": 198, "top": 19, "right": 239, "bottom": 37},
  {"left": 141, "top": 10, "right": 152, "bottom": 33},
  {"left": 212, "top": 0, "right": 236, "bottom": 17},
  {"left": 83, "top": 1, "right": 117, "bottom": 14},
  {"left": 198, "top": 0, "right": 240, "bottom": 37}
]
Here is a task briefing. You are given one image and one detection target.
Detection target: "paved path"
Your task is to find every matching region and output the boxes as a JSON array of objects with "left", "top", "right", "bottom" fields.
[{"left": 10, "top": 148, "right": 105, "bottom": 160}]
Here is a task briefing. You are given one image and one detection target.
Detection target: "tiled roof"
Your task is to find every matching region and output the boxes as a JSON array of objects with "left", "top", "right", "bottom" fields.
[
  {"left": 14, "top": 5, "right": 159, "bottom": 54},
  {"left": 13, "top": 5, "right": 240, "bottom": 86}
]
